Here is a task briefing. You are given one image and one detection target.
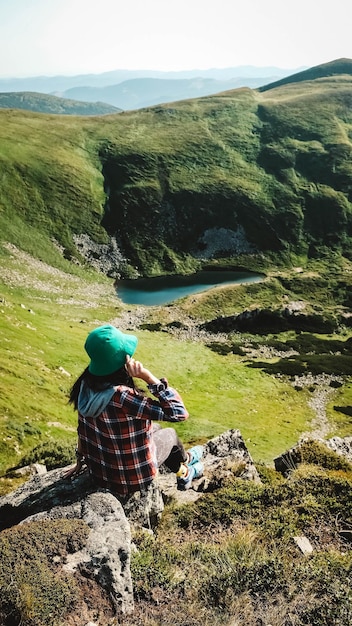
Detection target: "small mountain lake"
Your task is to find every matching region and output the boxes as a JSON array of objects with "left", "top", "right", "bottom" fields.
[{"left": 115, "top": 270, "right": 264, "bottom": 306}]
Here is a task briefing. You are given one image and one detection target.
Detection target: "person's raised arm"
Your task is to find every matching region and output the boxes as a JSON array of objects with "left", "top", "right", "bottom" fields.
[{"left": 124, "top": 355, "right": 188, "bottom": 422}]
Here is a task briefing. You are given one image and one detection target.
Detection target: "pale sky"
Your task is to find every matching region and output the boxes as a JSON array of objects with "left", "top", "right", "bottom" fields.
[{"left": 0, "top": 0, "right": 351, "bottom": 77}]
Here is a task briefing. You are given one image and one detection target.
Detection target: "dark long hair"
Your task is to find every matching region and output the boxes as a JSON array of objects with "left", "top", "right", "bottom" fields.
[{"left": 69, "top": 366, "right": 135, "bottom": 410}]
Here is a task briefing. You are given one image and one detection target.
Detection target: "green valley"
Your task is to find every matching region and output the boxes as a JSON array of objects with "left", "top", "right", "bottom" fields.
[
  {"left": 1, "top": 58, "right": 352, "bottom": 626},
  {"left": 0, "top": 58, "right": 352, "bottom": 485}
]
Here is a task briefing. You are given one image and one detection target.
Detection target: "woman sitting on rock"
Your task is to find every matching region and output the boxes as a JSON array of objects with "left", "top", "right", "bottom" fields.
[{"left": 65, "top": 324, "right": 203, "bottom": 496}]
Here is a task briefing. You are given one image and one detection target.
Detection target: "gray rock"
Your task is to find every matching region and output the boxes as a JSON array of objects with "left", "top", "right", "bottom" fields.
[
  {"left": 325, "top": 436, "right": 352, "bottom": 462},
  {"left": 158, "top": 429, "right": 261, "bottom": 504},
  {"left": 9, "top": 462, "right": 47, "bottom": 478},
  {"left": 22, "top": 491, "right": 134, "bottom": 614},
  {"left": 0, "top": 466, "right": 164, "bottom": 532},
  {"left": 73, "top": 233, "right": 128, "bottom": 278},
  {"left": 0, "top": 465, "right": 164, "bottom": 614},
  {"left": 293, "top": 535, "right": 314, "bottom": 554},
  {"left": 274, "top": 435, "right": 352, "bottom": 475},
  {"left": 203, "top": 428, "right": 261, "bottom": 484}
]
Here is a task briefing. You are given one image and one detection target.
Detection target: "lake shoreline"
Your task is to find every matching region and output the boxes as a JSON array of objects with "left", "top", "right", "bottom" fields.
[{"left": 115, "top": 269, "right": 265, "bottom": 306}]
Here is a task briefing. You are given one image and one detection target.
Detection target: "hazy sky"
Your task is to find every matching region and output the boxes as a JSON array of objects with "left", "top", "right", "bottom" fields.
[{"left": 0, "top": 0, "right": 351, "bottom": 77}]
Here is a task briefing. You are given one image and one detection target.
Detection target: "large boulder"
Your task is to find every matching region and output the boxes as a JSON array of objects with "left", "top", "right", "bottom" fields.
[
  {"left": 21, "top": 490, "right": 134, "bottom": 615},
  {"left": 0, "top": 467, "right": 164, "bottom": 615},
  {"left": 0, "top": 466, "right": 164, "bottom": 532}
]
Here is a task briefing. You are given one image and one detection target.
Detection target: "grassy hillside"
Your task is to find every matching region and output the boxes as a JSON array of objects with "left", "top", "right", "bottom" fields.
[
  {"left": 1, "top": 60, "right": 351, "bottom": 278},
  {"left": 0, "top": 59, "right": 352, "bottom": 486},
  {"left": 259, "top": 57, "right": 352, "bottom": 91},
  {"left": 1, "top": 242, "right": 352, "bottom": 488},
  {"left": 0, "top": 245, "right": 310, "bottom": 478},
  {"left": 0, "top": 108, "right": 110, "bottom": 262},
  {"left": 0, "top": 91, "right": 120, "bottom": 115}
]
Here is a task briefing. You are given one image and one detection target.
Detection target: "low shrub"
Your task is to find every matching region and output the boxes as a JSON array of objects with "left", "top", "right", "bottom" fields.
[
  {"left": 298, "top": 439, "right": 352, "bottom": 472},
  {"left": 11, "top": 442, "right": 75, "bottom": 472},
  {"left": 0, "top": 519, "right": 89, "bottom": 626}
]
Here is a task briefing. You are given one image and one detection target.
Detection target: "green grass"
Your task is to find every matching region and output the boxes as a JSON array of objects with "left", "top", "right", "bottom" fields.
[
  {"left": 0, "top": 247, "right": 120, "bottom": 476},
  {"left": 2, "top": 240, "right": 352, "bottom": 481},
  {"left": 1, "top": 74, "right": 352, "bottom": 276},
  {"left": 0, "top": 519, "right": 90, "bottom": 625},
  {"left": 123, "top": 448, "right": 352, "bottom": 626},
  {"left": 133, "top": 328, "right": 311, "bottom": 461}
]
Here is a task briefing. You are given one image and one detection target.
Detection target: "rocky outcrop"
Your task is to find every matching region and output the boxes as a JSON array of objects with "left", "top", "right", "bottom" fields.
[
  {"left": 274, "top": 435, "right": 352, "bottom": 475},
  {"left": 0, "top": 468, "right": 162, "bottom": 615},
  {"left": 0, "top": 430, "right": 260, "bottom": 616},
  {"left": 0, "top": 466, "right": 164, "bottom": 533},
  {"left": 201, "top": 306, "right": 338, "bottom": 334},
  {"left": 22, "top": 491, "right": 134, "bottom": 615},
  {"left": 158, "top": 429, "right": 260, "bottom": 504},
  {"left": 194, "top": 226, "right": 257, "bottom": 259},
  {"left": 73, "top": 233, "right": 129, "bottom": 278},
  {"left": 325, "top": 435, "right": 352, "bottom": 461}
]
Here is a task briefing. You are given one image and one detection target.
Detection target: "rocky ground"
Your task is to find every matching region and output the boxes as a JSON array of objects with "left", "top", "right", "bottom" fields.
[{"left": 113, "top": 308, "right": 346, "bottom": 442}]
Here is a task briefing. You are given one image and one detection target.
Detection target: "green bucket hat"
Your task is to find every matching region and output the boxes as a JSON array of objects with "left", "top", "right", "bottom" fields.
[{"left": 84, "top": 324, "right": 138, "bottom": 376}]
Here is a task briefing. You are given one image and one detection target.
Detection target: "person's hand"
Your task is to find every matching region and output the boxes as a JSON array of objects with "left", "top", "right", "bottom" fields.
[{"left": 125, "top": 355, "right": 160, "bottom": 385}]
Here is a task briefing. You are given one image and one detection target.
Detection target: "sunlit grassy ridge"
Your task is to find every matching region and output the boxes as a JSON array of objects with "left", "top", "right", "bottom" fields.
[{"left": 0, "top": 91, "right": 120, "bottom": 115}]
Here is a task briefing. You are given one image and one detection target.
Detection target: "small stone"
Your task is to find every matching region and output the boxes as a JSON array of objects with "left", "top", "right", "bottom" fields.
[
  {"left": 58, "top": 366, "right": 71, "bottom": 377},
  {"left": 293, "top": 536, "right": 313, "bottom": 554}
]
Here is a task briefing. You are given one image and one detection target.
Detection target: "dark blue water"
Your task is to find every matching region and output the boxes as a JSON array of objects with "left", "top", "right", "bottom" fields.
[{"left": 115, "top": 270, "right": 263, "bottom": 306}]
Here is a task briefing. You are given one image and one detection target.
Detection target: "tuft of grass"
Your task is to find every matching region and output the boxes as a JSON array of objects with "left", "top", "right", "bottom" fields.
[{"left": 297, "top": 439, "right": 352, "bottom": 472}]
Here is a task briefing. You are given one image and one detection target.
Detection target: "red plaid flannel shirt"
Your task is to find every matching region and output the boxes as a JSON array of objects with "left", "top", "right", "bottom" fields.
[{"left": 78, "top": 380, "right": 188, "bottom": 496}]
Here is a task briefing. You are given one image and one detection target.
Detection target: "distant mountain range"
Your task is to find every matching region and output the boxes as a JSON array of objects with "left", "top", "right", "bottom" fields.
[
  {"left": 0, "top": 65, "right": 303, "bottom": 112},
  {"left": 60, "top": 76, "right": 286, "bottom": 111}
]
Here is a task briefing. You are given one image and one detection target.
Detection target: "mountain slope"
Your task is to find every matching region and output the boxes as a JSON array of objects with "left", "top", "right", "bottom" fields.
[
  {"left": 0, "top": 91, "right": 120, "bottom": 115},
  {"left": 259, "top": 57, "right": 352, "bottom": 92},
  {"left": 0, "top": 60, "right": 351, "bottom": 277}
]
